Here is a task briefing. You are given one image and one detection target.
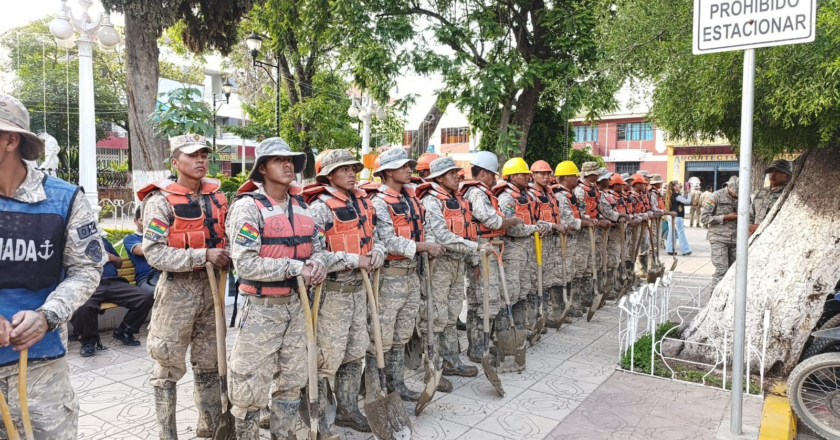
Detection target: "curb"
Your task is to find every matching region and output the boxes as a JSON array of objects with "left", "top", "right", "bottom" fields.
[{"left": 758, "top": 395, "right": 796, "bottom": 440}]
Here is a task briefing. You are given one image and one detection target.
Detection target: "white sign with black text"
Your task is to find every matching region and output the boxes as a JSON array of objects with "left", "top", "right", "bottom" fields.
[{"left": 693, "top": 0, "right": 817, "bottom": 54}]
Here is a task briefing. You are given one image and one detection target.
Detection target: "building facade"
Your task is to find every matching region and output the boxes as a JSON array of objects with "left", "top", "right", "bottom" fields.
[{"left": 570, "top": 114, "right": 669, "bottom": 177}]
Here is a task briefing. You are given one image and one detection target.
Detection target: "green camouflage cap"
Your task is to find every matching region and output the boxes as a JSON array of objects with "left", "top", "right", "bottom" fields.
[
  {"left": 426, "top": 156, "right": 462, "bottom": 179},
  {"left": 316, "top": 149, "right": 363, "bottom": 184},
  {"left": 764, "top": 159, "right": 792, "bottom": 176},
  {"left": 249, "top": 137, "right": 306, "bottom": 182}
]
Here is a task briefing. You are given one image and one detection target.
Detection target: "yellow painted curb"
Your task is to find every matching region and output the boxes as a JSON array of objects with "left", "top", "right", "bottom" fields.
[{"left": 758, "top": 395, "right": 796, "bottom": 440}]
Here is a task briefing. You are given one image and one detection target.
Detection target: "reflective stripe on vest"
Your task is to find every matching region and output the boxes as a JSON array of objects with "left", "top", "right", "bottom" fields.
[
  {"left": 529, "top": 183, "right": 559, "bottom": 224},
  {"left": 371, "top": 184, "right": 425, "bottom": 260},
  {"left": 0, "top": 176, "right": 76, "bottom": 366},
  {"left": 418, "top": 183, "right": 477, "bottom": 241},
  {"left": 304, "top": 185, "right": 375, "bottom": 256},
  {"left": 460, "top": 181, "right": 504, "bottom": 238},
  {"left": 237, "top": 194, "right": 314, "bottom": 296}
]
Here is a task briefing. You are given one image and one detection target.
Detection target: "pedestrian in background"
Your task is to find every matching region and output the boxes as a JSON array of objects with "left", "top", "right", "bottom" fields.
[
  {"left": 700, "top": 176, "right": 739, "bottom": 292},
  {"left": 689, "top": 184, "right": 702, "bottom": 227},
  {"left": 665, "top": 180, "right": 692, "bottom": 256}
]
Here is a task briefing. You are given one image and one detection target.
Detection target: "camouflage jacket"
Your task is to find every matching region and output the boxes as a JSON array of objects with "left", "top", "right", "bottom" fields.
[
  {"left": 700, "top": 188, "right": 738, "bottom": 243},
  {"left": 749, "top": 183, "right": 787, "bottom": 225}
]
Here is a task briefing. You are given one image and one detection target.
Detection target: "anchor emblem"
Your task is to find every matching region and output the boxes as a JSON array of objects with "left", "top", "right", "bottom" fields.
[{"left": 38, "top": 240, "right": 54, "bottom": 260}]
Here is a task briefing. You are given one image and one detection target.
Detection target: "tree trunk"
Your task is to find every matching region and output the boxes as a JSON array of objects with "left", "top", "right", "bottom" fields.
[
  {"left": 125, "top": 13, "right": 169, "bottom": 198},
  {"left": 511, "top": 79, "right": 545, "bottom": 157},
  {"left": 410, "top": 95, "right": 448, "bottom": 158},
  {"left": 680, "top": 147, "right": 840, "bottom": 374},
  {"left": 750, "top": 156, "right": 771, "bottom": 194}
]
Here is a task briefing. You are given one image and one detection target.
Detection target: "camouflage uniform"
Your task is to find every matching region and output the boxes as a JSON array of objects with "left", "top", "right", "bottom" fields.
[
  {"left": 689, "top": 188, "right": 702, "bottom": 227},
  {"left": 550, "top": 185, "right": 580, "bottom": 322},
  {"left": 573, "top": 181, "right": 598, "bottom": 306},
  {"left": 0, "top": 165, "right": 105, "bottom": 440},
  {"left": 496, "top": 188, "right": 539, "bottom": 305},
  {"left": 700, "top": 181, "right": 738, "bottom": 291},
  {"left": 600, "top": 188, "right": 623, "bottom": 295},
  {"left": 698, "top": 190, "right": 714, "bottom": 228},
  {"left": 750, "top": 183, "right": 787, "bottom": 226}
]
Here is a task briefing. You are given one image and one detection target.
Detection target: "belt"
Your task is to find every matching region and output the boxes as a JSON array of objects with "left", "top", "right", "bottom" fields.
[
  {"left": 324, "top": 281, "right": 362, "bottom": 293},
  {"left": 380, "top": 267, "right": 415, "bottom": 276},
  {"left": 504, "top": 236, "right": 532, "bottom": 243},
  {"left": 165, "top": 270, "right": 209, "bottom": 281},
  {"left": 245, "top": 294, "right": 297, "bottom": 305}
]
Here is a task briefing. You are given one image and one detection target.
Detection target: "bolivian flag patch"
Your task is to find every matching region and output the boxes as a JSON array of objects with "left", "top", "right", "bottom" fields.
[
  {"left": 145, "top": 218, "right": 168, "bottom": 241},
  {"left": 235, "top": 223, "right": 260, "bottom": 246}
]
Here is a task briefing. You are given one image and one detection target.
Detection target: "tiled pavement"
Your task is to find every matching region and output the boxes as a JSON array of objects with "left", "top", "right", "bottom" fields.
[{"left": 69, "top": 224, "right": 763, "bottom": 439}]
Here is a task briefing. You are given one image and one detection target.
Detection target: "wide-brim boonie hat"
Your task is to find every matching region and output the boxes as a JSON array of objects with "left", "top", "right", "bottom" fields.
[
  {"left": 374, "top": 148, "right": 416, "bottom": 176},
  {"left": 427, "top": 156, "right": 462, "bottom": 179},
  {"left": 579, "top": 161, "right": 600, "bottom": 177},
  {"left": 0, "top": 93, "right": 45, "bottom": 161},
  {"left": 249, "top": 137, "right": 306, "bottom": 182},
  {"left": 316, "top": 149, "right": 363, "bottom": 184},
  {"left": 649, "top": 174, "right": 664, "bottom": 184}
]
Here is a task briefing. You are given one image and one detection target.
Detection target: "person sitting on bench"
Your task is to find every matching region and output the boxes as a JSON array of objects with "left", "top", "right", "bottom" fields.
[
  {"left": 70, "top": 237, "right": 155, "bottom": 356},
  {"left": 123, "top": 207, "right": 160, "bottom": 294}
]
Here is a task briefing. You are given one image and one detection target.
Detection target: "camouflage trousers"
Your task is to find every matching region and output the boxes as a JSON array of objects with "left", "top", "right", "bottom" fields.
[
  {"left": 0, "top": 358, "right": 77, "bottom": 440},
  {"left": 607, "top": 227, "right": 624, "bottom": 270},
  {"left": 531, "top": 233, "right": 561, "bottom": 289},
  {"left": 147, "top": 274, "right": 218, "bottom": 387},
  {"left": 228, "top": 295, "right": 307, "bottom": 420},
  {"left": 420, "top": 254, "right": 467, "bottom": 334},
  {"left": 574, "top": 228, "right": 596, "bottom": 278},
  {"left": 368, "top": 268, "right": 421, "bottom": 353},
  {"left": 501, "top": 236, "right": 533, "bottom": 303},
  {"left": 556, "top": 233, "right": 577, "bottom": 285},
  {"left": 710, "top": 241, "right": 737, "bottom": 292},
  {"left": 466, "top": 237, "right": 502, "bottom": 319},
  {"left": 316, "top": 283, "right": 367, "bottom": 383}
]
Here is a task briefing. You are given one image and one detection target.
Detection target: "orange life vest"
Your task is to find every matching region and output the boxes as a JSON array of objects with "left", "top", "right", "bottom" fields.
[
  {"left": 606, "top": 189, "right": 629, "bottom": 215},
  {"left": 579, "top": 180, "right": 600, "bottom": 219},
  {"left": 236, "top": 180, "right": 303, "bottom": 197},
  {"left": 303, "top": 184, "right": 375, "bottom": 256},
  {"left": 553, "top": 185, "right": 581, "bottom": 219},
  {"left": 366, "top": 183, "right": 425, "bottom": 261},
  {"left": 460, "top": 181, "right": 504, "bottom": 238},
  {"left": 137, "top": 178, "right": 227, "bottom": 251},
  {"left": 633, "top": 190, "right": 650, "bottom": 213},
  {"left": 528, "top": 183, "right": 560, "bottom": 224},
  {"left": 492, "top": 182, "right": 535, "bottom": 230},
  {"left": 651, "top": 188, "right": 666, "bottom": 210},
  {"left": 234, "top": 193, "right": 314, "bottom": 296},
  {"left": 417, "top": 182, "right": 477, "bottom": 241}
]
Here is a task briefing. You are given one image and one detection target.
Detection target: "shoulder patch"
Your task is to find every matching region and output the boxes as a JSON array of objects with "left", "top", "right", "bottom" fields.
[
  {"left": 76, "top": 221, "right": 98, "bottom": 241},
  {"left": 503, "top": 204, "right": 515, "bottom": 216},
  {"left": 234, "top": 222, "right": 260, "bottom": 246},
  {"left": 85, "top": 240, "right": 103, "bottom": 262},
  {"left": 148, "top": 218, "right": 169, "bottom": 235}
]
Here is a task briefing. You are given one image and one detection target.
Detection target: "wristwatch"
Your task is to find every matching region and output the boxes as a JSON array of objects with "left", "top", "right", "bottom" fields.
[{"left": 38, "top": 309, "right": 61, "bottom": 332}]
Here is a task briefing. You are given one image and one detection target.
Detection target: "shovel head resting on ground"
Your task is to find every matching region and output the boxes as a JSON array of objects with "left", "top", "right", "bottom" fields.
[
  {"left": 586, "top": 228, "right": 602, "bottom": 322},
  {"left": 479, "top": 250, "right": 505, "bottom": 397},
  {"left": 361, "top": 269, "right": 412, "bottom": 440},
  {"left": 416, "top": 253, "right": 441, "bottom": 416},
  {"left": 489, "top": 241, "right": 526, "bottom": 369},
  {"left": 205, "top": 264, "right": 235, "bottom": 440}
]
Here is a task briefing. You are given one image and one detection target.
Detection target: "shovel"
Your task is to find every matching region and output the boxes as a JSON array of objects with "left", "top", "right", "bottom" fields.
[
  {"left": 489, "top": 241, "right": 526, "bottom": 369},
  {"left": 646, "top": 220, "right": 663, "bottom": 283},
  {"left": 555, "top": 233, "right": 572, "bottom": 331},
  {"left": 597, "top": 225, "right": 610, "bottom": 294},
  {"left": 529, "top": 232, "right": 546, "bottom": 346},
  {"left": 0, "top": 349, "right": 31, "bottom": 440},
  {"left": 586, "top": 227, "right": 602, "bottom": 322},
  {"left": 360, "top": 269, "right": 412, "bottom": 440},
  {"left": 205, "top": 263, "right": 235, "bottom": 440},
  {"left": 479, "top": 249, "right": 504, "bottom": 396},
  {"left": 299, "top": 284, "right": 337, "bottom": 428},
  {"left": 294, "top": 277, "right": 322, "bottom": 440},
  {"left": 617, "top": 222, "right": 628, "bottom": 287},
  {"left": 415, "top": 253, "right": 442, "bottom": 416},
  {"left": 669, "top": 215, "right": 679, "bottom": 272}
]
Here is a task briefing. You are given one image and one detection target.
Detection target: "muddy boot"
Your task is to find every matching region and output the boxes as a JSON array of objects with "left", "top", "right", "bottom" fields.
[
  {"left": 636, "top": 255, "right": 648, "bottom": 279},
  {"left": 335, "top": 362, "right": 370, "bottom": 432},
  {"left": 512, "top": 299, "right": 528, "bottom": 334},
  {"left": 194, "top": 372, "right": 222, "bottom": 438},
  {"left": 437, "top": 376, "right": 453, "bottom": 392},
  {"left": 258, "top": 406, "right": 270, "bottom": 429},
  {"left": 569, "top": 279, "right": 584, "bottom": 318},
  {"left": 235, "top": 410, "right": 260, "bottom": 440},
  {"left": 317, "top": 379, "right": 337, "bottom": 438},
  {"left": 526, "top": 293, "right": 539, "bottom": 331},
  {"left": 466, "top": 310, "right": 484, "bottom": 363},
  {"left": 153, "top": 385, "right": 177, "bottom": 440},
  {"left": 580, "top": 277, "right": 594, "bottom": 307},
  {"left": 270, "top": 399, "right": 300, "bottom": 440},
  {"left": 440, "top": 325, "right": 478, "bottom": 377},
  {"left": 364, "top": 353, "right": 380, "bottom": 400},
  {"left": 545, "top": 286, "right": 564, "bottom": 328},
  {"left": 385, "top": 344, "right": 421, "bottom": 402}
]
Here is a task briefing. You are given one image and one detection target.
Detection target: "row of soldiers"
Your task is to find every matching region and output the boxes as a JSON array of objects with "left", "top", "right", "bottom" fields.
[{"left": 0, "top": 90, "right": 675, "bottom": 439}]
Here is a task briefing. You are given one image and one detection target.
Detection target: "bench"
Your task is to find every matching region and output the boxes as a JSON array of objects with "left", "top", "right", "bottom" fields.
[{"left": 100, "top": 255, "right": 137, "bottom": 311}]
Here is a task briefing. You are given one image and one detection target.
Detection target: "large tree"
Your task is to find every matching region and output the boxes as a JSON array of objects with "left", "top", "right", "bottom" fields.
[
  {"left": 100, "top": 0, "right": 256, "bottom": 194},
  {"left": 600, "top": 0, "right": 840, "bottom": 373}
]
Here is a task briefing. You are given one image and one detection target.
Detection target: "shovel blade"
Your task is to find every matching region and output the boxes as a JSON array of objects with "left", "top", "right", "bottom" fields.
[
  {"left": 367, "top": 392, "right": 412, "bottom": 440},
  {"left": 481, "top": 354, "right": 505, "bottom": 397},
  {"left": 404, "top": 330, "right": 423, "bottom": 371},
  {"left": 530, "top": 315, "right": 546, "bottom": 346},
  {"left": 415, "top": 357, "right": 441, "bottom": 416},
  {"left": 212, "top": 412, "right": 236, "bottom": 440},
  {"left": 586, "top": 292, "right": 604, "bottom": 322}
]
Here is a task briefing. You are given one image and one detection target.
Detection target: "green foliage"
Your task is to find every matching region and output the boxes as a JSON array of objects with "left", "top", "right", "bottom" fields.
[
  {"left": 569, "top": 146, "right": 606, "bottom": 170},
  {"left": 524, "top": 103, "right": 575, "bottom": 167},
  {"left": 620, "top": 321, "right": 680, "bottom": 373},
  {"left": 216, "top": 172, "right": 250, "bottom": 194},
  {"left": 150, "top": 87, "right": 222, "bottom": 174},
  {"left": 103, "top": 228, "right": 135, "bottom": 246},
  {"left": 598, "top": 0, "right": 840, "bottom": 157},
  {"left": 98, "top": 205, "right": 115, "bottom": 223}
]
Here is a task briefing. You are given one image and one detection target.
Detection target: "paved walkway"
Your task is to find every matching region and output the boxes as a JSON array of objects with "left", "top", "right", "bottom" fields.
[{"left": 68, "top": 223, "right": 763, "bottom": 439}]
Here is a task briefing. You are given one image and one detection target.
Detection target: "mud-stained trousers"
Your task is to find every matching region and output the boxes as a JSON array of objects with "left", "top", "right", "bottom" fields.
[{"left": 0, "top": 358, "right": 78, "bottom": 440}]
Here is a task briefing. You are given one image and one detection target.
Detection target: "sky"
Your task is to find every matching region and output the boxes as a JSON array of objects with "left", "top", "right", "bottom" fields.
[{"left": 2, "top": 0, "right": 124, "bottom": 36}]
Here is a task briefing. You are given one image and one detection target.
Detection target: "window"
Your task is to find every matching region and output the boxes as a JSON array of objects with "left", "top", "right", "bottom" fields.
[
  {"left": 574, "top": 125, "right": 599, "bottom": 142},
  {"left": 617, "top": 122, "right": 654, "bottom": 141},
  {"left": 440, "top": 127, "right": 470, "bottom": 144},
  {"left": 403, "top": 130, "right": 417, "bottom": 146},
  {"left": 615, "top": 162, "right": 640, "bottom": 175}
]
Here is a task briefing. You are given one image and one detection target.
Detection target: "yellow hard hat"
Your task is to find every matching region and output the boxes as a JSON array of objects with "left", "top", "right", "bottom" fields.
[
  {"left": 554, "top": 160, "right": 580, "bottom": 177},
  {"left": 501, "top": 157, "right": 530, "bottom": 177}
]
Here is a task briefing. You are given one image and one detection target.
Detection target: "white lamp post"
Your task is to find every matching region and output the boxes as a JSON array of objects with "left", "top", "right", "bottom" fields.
[
  {"left": 50, "top": 0, "right": 120, "bottom": 214},
  {"left": 348, "top": 95, "right": 385, "bottom": 180}
]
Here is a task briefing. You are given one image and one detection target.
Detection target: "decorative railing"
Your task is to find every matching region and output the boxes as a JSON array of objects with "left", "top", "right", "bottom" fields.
[{"left": 36, "top": 168, "right": 133, "bottom": 189}]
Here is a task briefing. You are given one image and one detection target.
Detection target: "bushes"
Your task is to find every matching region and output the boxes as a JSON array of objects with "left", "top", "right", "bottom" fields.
[
  {"left": 104, "top": 228, "right": 135, "bottom": 245},
  {"left": 620, "top": 321, "right": 679, "bottom": 374}
]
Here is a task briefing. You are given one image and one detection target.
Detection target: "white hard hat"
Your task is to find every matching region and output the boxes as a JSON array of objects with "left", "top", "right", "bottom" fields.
[{"left": 470, "top": 151, "right": 499, "bottom": 175}]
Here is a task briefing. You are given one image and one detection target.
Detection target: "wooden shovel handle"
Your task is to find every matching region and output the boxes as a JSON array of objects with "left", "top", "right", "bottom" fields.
[
  {"left": 205, "top": 264, "right": 227, "bottom": 375},
  {"left": 0, "top": 363, "right": 20, "bottom": 440},
  {"left": 360, "top": 270, "right": 385, "bottom": 370},
  {"left": 18, "top": 350, "right": 32, "bottom": 440}
]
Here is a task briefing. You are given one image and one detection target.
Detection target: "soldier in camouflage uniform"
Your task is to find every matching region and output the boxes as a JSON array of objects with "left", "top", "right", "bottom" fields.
[
  {"left": 225, "top": 138, "right": 330, "bottom": 439},
  {"left": 749, "top": 159, "right": 791, "bottom": 234},
  {"left": 305, "top": 149, "right": 386, "bottom": 437},
  {"left": 461, "top": 152, "right": 521, "bottom": 362},
  {"left": 574, "top": 163, "right": 611, "bottom": 308},
  {"left": 366, "top": 148, "right": 445, "bottom": 395},
  {"left": 0, "top": 93, "right": 105, "bottom": 440},
  {"left": 419, "top": 157, "right": 490, "bottom": 380},
  {"left": 701, "top": 176, "right": 740, "bottom": 292},
  {"left": 689, "top": 185, "right": 703, "bottom": 227},
  {"left": 139, "top": 134, "right": 231, "bottom": 439},
  {"left": 597, "top": 171, "right": 632, "bottom": 299}
]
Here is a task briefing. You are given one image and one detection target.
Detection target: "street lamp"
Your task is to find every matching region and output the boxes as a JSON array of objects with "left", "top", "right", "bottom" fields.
[
  {"left": 211, "top": 78, "right": 233, "bottom": 150},
  {"left": 245, "top": 31, "right": 281, "bottom": 137},
  {"left": 348, "top": 95, "right": 386, "bottom": 180},
  {"left": 50, "top": 0, "right": 120, "bottom": 214}
]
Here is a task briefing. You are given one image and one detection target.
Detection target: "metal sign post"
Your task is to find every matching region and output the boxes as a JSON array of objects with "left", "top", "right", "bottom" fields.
[{"left": 692, "top": 0, "right": 817, "bottom": 434}]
